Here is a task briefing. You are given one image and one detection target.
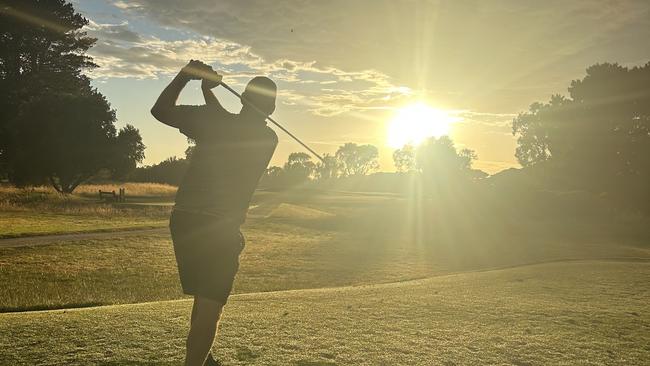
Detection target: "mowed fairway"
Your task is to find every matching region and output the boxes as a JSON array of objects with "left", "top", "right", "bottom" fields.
[
  {"left": 1, "top": 261, "right": 648, "bottom": 365},
  {"left": 2, "top": 188, "right": 650, "bottom": 365}
]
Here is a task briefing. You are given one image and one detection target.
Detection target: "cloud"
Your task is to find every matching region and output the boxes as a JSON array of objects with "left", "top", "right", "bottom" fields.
[
  {"left": 86, "top": 20, "right": 142, "bottom": 42},
  {"left": 84, "top": 21, "right": 412, "bottom": 116},
  {"left": 109, "top": 0, "right": 650, "bottom": 113}
]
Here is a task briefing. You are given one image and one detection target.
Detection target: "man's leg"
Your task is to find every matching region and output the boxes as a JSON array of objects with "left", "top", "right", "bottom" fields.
[{"left": 185, "top": 296, "right": 224, "bottom": 366}]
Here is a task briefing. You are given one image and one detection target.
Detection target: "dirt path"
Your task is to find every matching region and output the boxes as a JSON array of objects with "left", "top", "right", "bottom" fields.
[{"left": 0, "top": 227, "right": 169, "bottom": 248}]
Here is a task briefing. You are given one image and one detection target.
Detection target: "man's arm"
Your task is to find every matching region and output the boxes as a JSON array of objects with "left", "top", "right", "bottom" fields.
[
  {"left": 150, "top": 60, "right": 216, "bottom": 128},
  {"left": 150, "top": 72, "right": 191, "bottom": 128},
  {"left": 200, "top": 68, "right": 228, "bottom": 112},
  {"left": 201, "top": 83, "right": 229, "bottom": 115}
]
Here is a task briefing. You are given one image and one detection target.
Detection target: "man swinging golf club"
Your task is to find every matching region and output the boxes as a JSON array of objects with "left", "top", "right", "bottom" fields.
[{"left": 151, "top": 60, "right": 278, "bottom": 366}]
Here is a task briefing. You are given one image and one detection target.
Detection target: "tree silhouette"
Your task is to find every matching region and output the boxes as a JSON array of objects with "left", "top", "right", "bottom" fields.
[
  {"left": 8, "top": 86, "right": 144, "bottom": 193},
  {"left": 512, "top": 62, "right": 650, "bottom": 194},
  {"left": 111, "top": 124, "right": 146, "bottom": 179},
  {"left": 283, "top": 152, "right": 315, "bottom": 184},
  {"left": 416, "top": 136, "right": 477, "bottom": 183},
  {"left": 0, "top": 0, "right": 97, "bottom": 170},
  {"left": 314, "top": 153, "right": 340, "bottom": 180},
  {"left": 335, "top": 143, "right": 379, "bottom": 177},
  {"left": 0, "top": 0, "right": 144, "bottom": 192},
  {"left": 132, "top": 156, "right": 188, "bottom": 186},
  {"left": 392, "top": 144, "right": 416, "bottom": 173}
]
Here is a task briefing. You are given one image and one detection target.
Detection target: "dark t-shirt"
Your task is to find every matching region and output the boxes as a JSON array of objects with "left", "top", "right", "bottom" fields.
[{"left": 173, "top": 105, "right": 278, "bottom": 223}]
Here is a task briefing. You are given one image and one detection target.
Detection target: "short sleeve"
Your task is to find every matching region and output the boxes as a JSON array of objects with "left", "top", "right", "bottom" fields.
[{"left": 173, "top": 105, "right": 210, "bottom": 140}]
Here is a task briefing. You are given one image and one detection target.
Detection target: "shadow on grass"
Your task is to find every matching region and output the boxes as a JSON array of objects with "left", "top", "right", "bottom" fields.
[
  {"left": 294, "top": 360, "right": 338, "bottom": 366},
  {"left": 97, "top": 362, "right": 177, "bottom": 366},
  {"left": 0, "top": 301, "right": 105, "bottom": 313}
]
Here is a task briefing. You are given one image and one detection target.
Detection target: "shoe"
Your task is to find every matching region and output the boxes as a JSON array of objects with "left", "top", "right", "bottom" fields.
[{"left": 204, "top": 353, "right": 223, "bottom": 366}]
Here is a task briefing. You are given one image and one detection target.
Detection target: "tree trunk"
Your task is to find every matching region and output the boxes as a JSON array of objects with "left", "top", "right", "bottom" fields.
[{"left": 48, "top": 176, "right": 64, "bottom": 194}]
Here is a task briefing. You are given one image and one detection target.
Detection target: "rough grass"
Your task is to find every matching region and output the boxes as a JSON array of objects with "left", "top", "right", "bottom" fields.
[
  {"left": 1, "top": 261, "right": 648, "bottom": 365},
  {"left": 2, "top": 205, "right": 648, "bottom": 312},
  {"left": 0, "top": 218, "right": 442, "bottom": 312},
  {"left": 0, "top": 182, "right": 177, "bottom": 199},
  {"left": 0, "top": 183, "right": 172, "bottom": 237},
  {"left": 0, "top": 211, "right": 167, "bottom": 238},
  {"left": 73, "top": 182, "right": 177, "bottom": 198},
  {"left": 2, "top": 190, "right": 649, "bottom": 311}
]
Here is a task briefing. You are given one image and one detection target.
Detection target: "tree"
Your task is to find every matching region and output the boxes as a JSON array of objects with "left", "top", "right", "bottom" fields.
[
  {"left": 392, "top": 144, "right": 416, "bottom": 173},
  {"left": 7, "top": 85, "right": 144, "bottom": 193},
  {"left": 335, "top": 143, "right": 379, "bottom": 177},
  {"left": 314, "top": 153, "right": 340, "bottom": 180},
  {"left": 111, "top": 124, "right": 146, "bottom": 179},
  {"left": 0, "top": 0, "right": 145, "bottom": 192},
  {"left": 283, "top": 152, "right": 315, "bottom": 184},
  {"left": 415, "top": 136, "right": 477, "bottom": 182},
  {"left": 132, "top": 156, "right": 188, "bottom": 186},
  {"left": 0, "top": 0, "right": 97, "bottom": 167},
  {"left": 512, "top": 62, "right": 650, "bottom": 193}
]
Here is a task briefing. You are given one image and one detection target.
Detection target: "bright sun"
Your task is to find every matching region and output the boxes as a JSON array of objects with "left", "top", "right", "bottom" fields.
[{"left": 387, "top": 103, "right": 458, "bottom": 148}]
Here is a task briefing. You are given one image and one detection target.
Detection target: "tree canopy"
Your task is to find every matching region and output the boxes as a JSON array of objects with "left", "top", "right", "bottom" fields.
[
  {"left": 8, "top": 88, "right": 144, "bottom": 193},
  {"left": 335, "top": 143, "right": 379, "bottom": 177},
  {"left": 392, "top": 144, "right": 416, "bottom": 173},
  {"left": 0, "top": 0, "right": 145, "bottom": 191},
  {"left": 512, "top": 63, "right": 650, "bottom": 193},
  {"left": 415, "top": 136, "right": 477, "bottom": 182}
]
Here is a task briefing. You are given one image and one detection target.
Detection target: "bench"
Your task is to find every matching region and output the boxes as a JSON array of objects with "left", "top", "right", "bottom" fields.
[{"left": 98, "top": 188, "right": 125, "bottom": 202}]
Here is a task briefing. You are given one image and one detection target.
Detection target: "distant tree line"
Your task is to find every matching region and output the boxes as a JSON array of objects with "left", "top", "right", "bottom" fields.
[
  {"left": 134, "top": 136, "right": 484, "bottom": 193},
  {"left": 258, "top": 137, "right": 484, "bottom": 190},
  {"left": 260, "top": 142, "right": 380, "bottom": 189},
  {"left": 0, "top": 0, "right": 144, "bottom": 193},
  {"left": 130, "top": 146, "right": 194, "bottom": 185}
]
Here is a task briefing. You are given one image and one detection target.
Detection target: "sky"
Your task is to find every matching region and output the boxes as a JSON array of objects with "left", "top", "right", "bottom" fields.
[{"left": 73, "top": 0, "right": 650, "bottom": 174}]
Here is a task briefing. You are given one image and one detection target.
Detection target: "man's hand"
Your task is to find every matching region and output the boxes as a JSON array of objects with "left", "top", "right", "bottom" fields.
[
  {"left": 201, "top": 68, "right": 222, "bottom": 90},
  {"left": 180, "top": 60, "right": 221, "bottom": 83}
]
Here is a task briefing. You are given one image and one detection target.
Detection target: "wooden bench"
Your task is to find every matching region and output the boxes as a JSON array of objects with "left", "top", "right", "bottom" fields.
[{"left": 98, "top": 188, "right": 125, "bottom": 202}]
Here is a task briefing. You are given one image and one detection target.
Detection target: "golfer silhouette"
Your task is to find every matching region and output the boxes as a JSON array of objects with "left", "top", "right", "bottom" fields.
[{"left": 151, "top": 60, "right": 278, "bottom": 366}]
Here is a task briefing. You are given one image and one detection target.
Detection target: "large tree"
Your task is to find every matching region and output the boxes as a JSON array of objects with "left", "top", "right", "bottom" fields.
[
  {"left": 335, "top": 143, "right": 379, "bottom": 177},
  {"left": 283, "top": 152, "right": 316, "bottom": 184},
  {"left": 415, "top": 136, "right": 477, "bottom": 182},
  {"left": 0, "top": 0, "right": 145, "bottom": 191},
  {"left": 0, "top": 0, "right": 96, "bottom": 164},
  {"left": 392, "top": 144, "right": 416, "bottom": 173},
  {"left": 512, "top": 63, "right": 650, "bottom": 192},
  {"left": 9, "top": 88, "right": 144, "bottom": 193},
  {"left": 314, "top": 153, "right": 340, "bottom": 180}
]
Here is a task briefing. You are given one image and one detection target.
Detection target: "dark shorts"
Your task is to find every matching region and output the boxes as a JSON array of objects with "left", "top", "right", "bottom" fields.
[{"left": 169, "top": 209, "right": 245, "bottom": 304}]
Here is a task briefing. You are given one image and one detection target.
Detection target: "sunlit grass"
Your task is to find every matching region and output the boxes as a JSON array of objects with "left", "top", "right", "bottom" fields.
[
  {"left": 1, "top": 191, "right": 648, "bottom": 311},
  {"left": 1, "top": 261, "right": 648, "bottom": 365},
  {"left": 0, "top": 183, "right": 173, "bottom": 237}
]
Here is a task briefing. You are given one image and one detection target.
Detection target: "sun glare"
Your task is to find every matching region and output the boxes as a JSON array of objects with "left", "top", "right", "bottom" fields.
[{"left": 387, "top": 103, "right": 458, "bottom": 148}]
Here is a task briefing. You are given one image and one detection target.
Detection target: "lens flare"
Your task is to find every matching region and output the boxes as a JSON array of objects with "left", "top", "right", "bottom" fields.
[{"left": 387, "top": 103, "right": 459, "bottom": 148}]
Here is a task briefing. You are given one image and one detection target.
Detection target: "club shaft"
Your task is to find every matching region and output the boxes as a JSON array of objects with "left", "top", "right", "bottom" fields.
[{"left": 219, "top": 82, "right": 325, "bottom": 163}]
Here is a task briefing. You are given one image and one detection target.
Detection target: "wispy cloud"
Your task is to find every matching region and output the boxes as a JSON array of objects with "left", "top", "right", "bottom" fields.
[{"left": 84, "top": 21, "right": 412, "bottom": 116}]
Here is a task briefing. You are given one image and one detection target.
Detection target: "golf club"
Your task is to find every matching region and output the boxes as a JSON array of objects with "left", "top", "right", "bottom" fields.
[{"left": 218, "top": 81, "right": 325, "bottom": 163}]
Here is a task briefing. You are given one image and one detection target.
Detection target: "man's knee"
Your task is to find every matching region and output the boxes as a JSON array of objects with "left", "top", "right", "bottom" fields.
[{"left": 192, "top": 296, "right": 224, "bottom": 325}]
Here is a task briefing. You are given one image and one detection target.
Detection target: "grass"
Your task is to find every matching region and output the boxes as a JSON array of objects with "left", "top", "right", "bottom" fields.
[
  {"left": 0, "top": 218, "right": 440, "bottom": 312},
  {"left": 0, "top": 182, "right": 177, "bottom": 200},
  {"left": 73, "top": 182, "right": 177, "bottom": 198},
  {"left": 1, "top": 195, "right": 648, "bottom": 312},
  {"left": 1, "top": 188, "right": 649, "bottom": 364},
  {"left": 1, "top": 261, "right": 648, "bottom": 365},
  {"left": 0, "top": 183, "right": 172, "bottom": 237},
  {"left": 0, "top": 211, "right": 167, "bottom": 238}
]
